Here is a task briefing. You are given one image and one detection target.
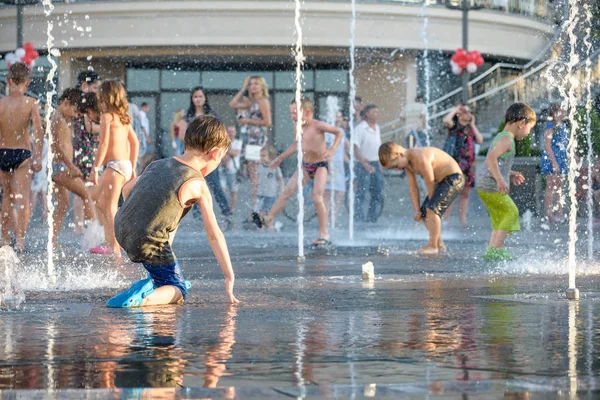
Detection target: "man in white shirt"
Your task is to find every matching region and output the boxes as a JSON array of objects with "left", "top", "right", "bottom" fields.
[
  {"left": 353, "top": 104, "right": 383, "bottom": 222},
  {"left": 138, "top": 102, "right": 154, "bottom": 170},
  {"left": 401, "top": 95, "right": 428, "bottom": 149}
]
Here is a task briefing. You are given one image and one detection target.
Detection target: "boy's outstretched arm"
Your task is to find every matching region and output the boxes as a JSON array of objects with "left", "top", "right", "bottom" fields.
[
  {"left": 270, "top": 141, "right": 297, "bottom": 169},
  {"left": 195, "top": 181, "right": 240, "bottom": 304},
  {"left": 486, "top": 136, "right": 513, "bottom": 194}
]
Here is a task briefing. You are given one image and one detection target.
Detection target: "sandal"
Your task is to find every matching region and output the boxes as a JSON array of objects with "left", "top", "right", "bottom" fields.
[
  {"left": 312, "top": 238, "right": 332, "bottom": 247},
  {"left": 106, "top": 278, "right": 155, "bottom": 308}
]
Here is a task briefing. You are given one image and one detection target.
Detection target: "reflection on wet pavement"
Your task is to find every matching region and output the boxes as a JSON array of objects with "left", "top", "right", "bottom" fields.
[{"left": 1, "top": 222, "right": 600, "bottom": 397}]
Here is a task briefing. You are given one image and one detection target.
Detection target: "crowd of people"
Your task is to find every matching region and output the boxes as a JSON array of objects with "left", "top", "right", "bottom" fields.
[{"left": 1, "top": 61, "right": 599, "bottom": 306}]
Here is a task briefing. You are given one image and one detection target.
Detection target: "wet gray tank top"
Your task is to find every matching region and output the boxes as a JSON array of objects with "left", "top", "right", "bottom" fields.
[
  {"left": 115, "top": 158, "right": 203, "bottom": 266},
  {"left": 477, "top": 132, "right": 515, "bottom": 193}
]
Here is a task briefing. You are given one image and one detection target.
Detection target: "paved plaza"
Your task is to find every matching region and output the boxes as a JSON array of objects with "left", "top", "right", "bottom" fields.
[{"left": 1, "top": 181, "right": 600, "bottom": 399}]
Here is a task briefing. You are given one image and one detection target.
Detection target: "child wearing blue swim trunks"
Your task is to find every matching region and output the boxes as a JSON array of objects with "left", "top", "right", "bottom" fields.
[
  {"left": 108, "top": 116, "right": 239, "bottom": 307},
  {"left": 541, "top": 104, "right": 568, "bottom": 224},
  {"left": 477, "top": 103, "right": 537, "bottom": 261}
]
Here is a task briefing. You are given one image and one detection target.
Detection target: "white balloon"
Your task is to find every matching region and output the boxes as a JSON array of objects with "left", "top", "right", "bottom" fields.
[
  {"left": 451, "top": 63, "right": 462, "bottom": 75},
  {"left": 15, "top": 48, "right": 25, "bottom": 59},
  {"left": 466, "top": 62, "right": 477, "bottom": 74},
  {"left": 5, "top": 53, "right": 17, "bottom": 64}
]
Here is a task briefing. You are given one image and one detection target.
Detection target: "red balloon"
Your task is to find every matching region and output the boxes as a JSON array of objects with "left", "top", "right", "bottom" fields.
[
  {"left": 476, "top": 56, "right": 485, "bottom": 66},
  {"left": 30, "top": 50, "right": 39, "bottom": 59},
  {"left": 23, "top": 42, "right": 34, "bottom": 51},
  {"left": 455, "top": 48, "right": 467, "bottom": 57}
]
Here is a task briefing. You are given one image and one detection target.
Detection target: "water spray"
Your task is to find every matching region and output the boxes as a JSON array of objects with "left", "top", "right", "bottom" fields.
[
  {"left": 294, "top": 0, "right": 305, "bottom": 264},
  {"left": 42, "top": 0, "right": 57, "bottom": 285},
  {"left": 348, "top": 0, "right": 357, "bottom": 241}
]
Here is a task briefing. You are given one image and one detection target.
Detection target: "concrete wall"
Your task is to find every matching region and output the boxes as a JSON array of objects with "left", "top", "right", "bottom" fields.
[{"left": 1, "top": 1, "right": 554, "bottom": 59}]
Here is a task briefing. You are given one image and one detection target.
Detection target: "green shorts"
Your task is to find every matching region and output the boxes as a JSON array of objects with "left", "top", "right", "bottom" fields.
[{"left": 477, "top": 190, "right": 520, "bottom": 232}]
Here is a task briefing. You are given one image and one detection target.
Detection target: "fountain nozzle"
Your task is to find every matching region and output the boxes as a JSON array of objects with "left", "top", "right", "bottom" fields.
[{"left": 566, "top": 288, "right": 580, "bottom": 300}]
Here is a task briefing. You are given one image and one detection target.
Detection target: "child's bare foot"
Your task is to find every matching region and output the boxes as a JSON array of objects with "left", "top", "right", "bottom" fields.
[
  {"left": 417, "top": 245, "right": 439, "bottom": 255},
  {"left": 438, "top": 239, "right": 447, "bottom": 252},
  {"left": 14, "top": 239, "right": 25, "bottom": 252}
]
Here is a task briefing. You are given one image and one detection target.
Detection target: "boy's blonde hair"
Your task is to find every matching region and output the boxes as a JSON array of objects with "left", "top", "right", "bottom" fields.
[
  {"left": 7, "top": 62, "right": 30, "bottom": 85},
  {"left": 184, "top": 115, "right": 231, "bottom": 153},
  {"left": 290, "top": 96, "right": 314, "bottom": 111},
  {"left": 505, "top": 102, "right": 536, "bottom": 125},
  {"left": 98, "top": 80, "right": 131, "bottom": 125},
  {"left": 261, "top": 145, "right": 278, "bottom": 161},
  {"left": 249, "top": 76, "right": 270, "bottom": 99},
  {"left": 378, "top": 141, "right": 404, "bottom": 167}
]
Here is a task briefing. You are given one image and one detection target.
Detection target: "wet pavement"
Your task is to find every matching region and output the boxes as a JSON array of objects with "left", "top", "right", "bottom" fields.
[{"left": 1, "top": 192, "right": 600, "bottom": 398}]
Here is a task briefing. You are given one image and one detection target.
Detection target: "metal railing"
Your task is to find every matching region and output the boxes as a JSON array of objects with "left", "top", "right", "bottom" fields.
[{"left": 380, "top": 0, "right": 569, "bottom": 145}]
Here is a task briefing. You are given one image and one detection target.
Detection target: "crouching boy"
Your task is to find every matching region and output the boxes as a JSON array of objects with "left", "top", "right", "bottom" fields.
[
  {"left": 107, "top": 116, "right": 239, "bottom": 307},
  {"left": 379, "top": 142, "right": 464, "bottom": 254}
]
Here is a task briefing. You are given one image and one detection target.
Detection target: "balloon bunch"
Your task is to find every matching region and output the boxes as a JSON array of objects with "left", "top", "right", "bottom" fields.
[
  {"left": 4, "top": 42, "right": 40, "bottom": 68},
  {"left": 450, "top": 49, "right": 485, "bottom": 75}
]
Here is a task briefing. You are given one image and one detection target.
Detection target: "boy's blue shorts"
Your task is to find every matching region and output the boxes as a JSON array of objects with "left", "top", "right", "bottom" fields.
[{"left": 142, "top": 260, "right": 188, "bottom": 300}]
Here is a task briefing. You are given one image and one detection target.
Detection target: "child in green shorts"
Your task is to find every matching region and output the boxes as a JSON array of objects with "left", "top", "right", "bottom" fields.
[{"left": 477, "top": 103, "right": 537, "bottom": 261}]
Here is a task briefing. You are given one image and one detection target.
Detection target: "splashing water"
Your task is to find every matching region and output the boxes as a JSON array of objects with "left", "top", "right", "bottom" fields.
[
  {"left": 583, "top": 3, "right": 594, "bottom": 260},
  {"left": 521, "top": 209, "right": 533, "bottom": 232},
  {"left": 348, "top": 0, "right": 357, "bottom": 241},
  {"left": 294, "top": 0, "right": 305, "bottom": 260},
  {"left": 420, "top": 2, "right": 431, "bottom": 145},
  {"left": 0, "top": 246, "right": 25, "bottom": 310},
  {"left": 43, "top": 0, "right": 58, "bottom": 285},
  {"left": 325, "top": 95, "right": 340, "bottom": 230}
]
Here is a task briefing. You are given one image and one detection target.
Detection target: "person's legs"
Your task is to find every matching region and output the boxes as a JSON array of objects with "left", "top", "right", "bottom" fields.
[
  {"left": 555, "top": 174, "right": 565, "bottom": 221},
  {"left": 248, "top": 161, "right": 259, "bottom": 209},
  {"left": 142, "top": 260, "right": 186, "bottom": 306},
  {"left": 227, "top": 173, "right": 238, "bottom": 211},
  {"left": 0, "top": 172, "right": 16, "bottom": 246},
  {"left": 354, "top": 164, "right": 369, "bottom": 222},
  {"left": 367, "top": 163, "right": 383, "bottom": 222},
  {"left": 52, "top": 186, "right": 69, "bottom": 246},
  {"left": 73, "top": 197, "right": 85, "bottom": 234},
  {"left": 324, "top": 189, "right": 332, "bottom": 216},
  {"left": 490, "top": 230, "right": 510, "bottom": 249},
  {"left": 458, "top": 185, "right": 472, "bottom": 225},
  {"left": 263, "top": 170, "right": 304, "bottom": 226},
  {"left": 544, "top": 174, "right": 556, "bottom": 221},
  {"left": 418, "top": 208, "right": 441, "bottom": 254},
  {"left": 205, "top": 169, "right": 231, "bottom": 217},
  {"left": 334, "top": 191, "right": 345, "bottom": 219},
  {"left": 52, "top": 172, "right": 96, "bottom": 221},
  {"left": 312, "top": 167, "right": 329, "bottom": 241},
  {"left": 12, "top": 160, "right": 33, "bottom": 250},
  {"left": 95, "top": 169, "right": 124, "bottom": 256}
]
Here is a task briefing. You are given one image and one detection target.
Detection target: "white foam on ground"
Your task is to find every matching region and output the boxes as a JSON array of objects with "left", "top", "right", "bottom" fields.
[
  {"left": 17, "top": 259, "right": 125, "bottom": 292},
  {"left": 492, "top": 250, "right": 600, "bottom": 276},
  {"left": 0, "top": 246, "right": 25, "bottom": 309}
]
